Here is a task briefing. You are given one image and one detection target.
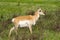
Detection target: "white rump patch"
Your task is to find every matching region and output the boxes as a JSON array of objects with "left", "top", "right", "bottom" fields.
[{"left": 12, "top": 18, "right": 15, "bottom": 22}]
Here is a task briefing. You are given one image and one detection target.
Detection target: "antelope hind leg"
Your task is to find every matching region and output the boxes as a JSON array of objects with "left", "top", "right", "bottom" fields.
[{"left": 9, "top": 27, "right": 15, "bottom": 37}]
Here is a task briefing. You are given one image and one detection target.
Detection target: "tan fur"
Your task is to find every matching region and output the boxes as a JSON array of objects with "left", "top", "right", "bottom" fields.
[
  {"left": 13, "top": 15, "right": 34, "bottom": 24},
  {"left": 13, "top": 12, "right": 39, "bottom": 25}
]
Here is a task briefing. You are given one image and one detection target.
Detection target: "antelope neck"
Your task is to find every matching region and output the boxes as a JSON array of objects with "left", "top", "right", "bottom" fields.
[{"left": 33, "top": 12, "right": 40, "bottom": 21}]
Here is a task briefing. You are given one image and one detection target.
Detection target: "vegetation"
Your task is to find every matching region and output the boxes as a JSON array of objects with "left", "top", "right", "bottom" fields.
[{"left": 0, "top": 0, "right": 60, "bottom": 40}]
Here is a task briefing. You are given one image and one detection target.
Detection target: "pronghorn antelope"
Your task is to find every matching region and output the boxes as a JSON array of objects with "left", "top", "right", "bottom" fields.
[{"left": 9, "top": 8, "right": 45, "bottom": 37}]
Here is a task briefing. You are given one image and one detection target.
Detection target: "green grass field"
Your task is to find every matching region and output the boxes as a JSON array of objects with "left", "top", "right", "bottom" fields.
[{"left": 0, "top": 0, "right": 60, "bottom": 40}]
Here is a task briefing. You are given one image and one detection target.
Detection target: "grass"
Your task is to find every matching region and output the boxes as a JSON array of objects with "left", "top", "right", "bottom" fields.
[
  {"left": 0, "top": 0, "right": 60, "bottom": 40},
  {"left": 43, "top": 29, "right": 60, "bottom": 40}
]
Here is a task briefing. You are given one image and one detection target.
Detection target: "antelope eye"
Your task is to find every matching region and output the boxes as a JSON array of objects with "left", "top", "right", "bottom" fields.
[{"left": 39, "top": 10, "right": 41, "bottom": 12}]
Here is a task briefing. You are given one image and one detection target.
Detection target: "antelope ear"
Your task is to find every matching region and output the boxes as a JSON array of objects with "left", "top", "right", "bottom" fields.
[
  {"left": 37, "top": 8, "right": 40, "bottom": 9},
  {"left": 37, "top": 6, "right": 41, "bottom": 9}
]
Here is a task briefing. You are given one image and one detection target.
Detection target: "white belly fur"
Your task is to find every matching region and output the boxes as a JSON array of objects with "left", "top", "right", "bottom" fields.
[
  {"left": 18, "top": 20, "right": 30, "bottom": 27},
  {"left": 18, "top": 20, "right": 36, "bottom": 27}
]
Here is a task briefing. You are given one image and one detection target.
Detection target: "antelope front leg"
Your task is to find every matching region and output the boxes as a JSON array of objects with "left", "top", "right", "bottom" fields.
[{"left": 29, "top": 25, "right": 32, "bottom": 34}]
